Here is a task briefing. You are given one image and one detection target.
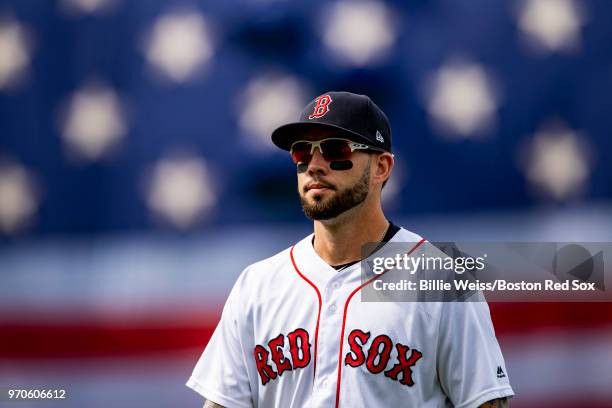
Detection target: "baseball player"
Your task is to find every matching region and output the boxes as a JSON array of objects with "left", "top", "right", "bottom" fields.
[{"left": 187, "top": 92, "right": 514, "bottom": 407}]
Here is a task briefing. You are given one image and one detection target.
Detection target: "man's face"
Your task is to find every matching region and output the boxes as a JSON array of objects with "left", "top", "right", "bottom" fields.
[{"left": 296, "top": 129, "right": 374, "bottom": 220}]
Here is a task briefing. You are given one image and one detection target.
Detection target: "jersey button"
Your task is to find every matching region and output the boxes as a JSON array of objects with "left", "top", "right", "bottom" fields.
[
  {"left": 332, "top": 282, "right": 340, "bottom": 289},
  {"left": 329, "top": 304, "right": 337, "bottom": 314},
  {"left": 322, "top": 379, "right": 328, "bottom": 387}
]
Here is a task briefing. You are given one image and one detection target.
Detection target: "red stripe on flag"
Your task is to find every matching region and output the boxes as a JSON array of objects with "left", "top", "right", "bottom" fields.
[
  {"left": 513, "top": 398, "right": 612, "bottom": 408},
  {"left": 489, "top": 302, "right": 612, "bottom": 336},
  {"left": 2, "top": 302, "right": 612, "bottom": 359},
  {"left": 0, "top": 322, "right": 217, "bottom": 359}
]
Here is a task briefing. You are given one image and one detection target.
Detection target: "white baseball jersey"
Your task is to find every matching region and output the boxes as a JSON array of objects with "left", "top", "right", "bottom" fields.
[{"left": 187, "top": 228, "right": 514, "bottom": 407}]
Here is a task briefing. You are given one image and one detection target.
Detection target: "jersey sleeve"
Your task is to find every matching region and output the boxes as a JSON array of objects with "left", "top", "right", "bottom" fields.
[
  {"left": 436, "top": 294, "right": 514, "bottom": 408},
  {"left": 186, "top": 270, "right": 253, "bottom": 408}
]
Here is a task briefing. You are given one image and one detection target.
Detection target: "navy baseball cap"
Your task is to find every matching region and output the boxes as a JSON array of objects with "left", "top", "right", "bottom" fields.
[{"left": 271, "top": 91, "right": 392, "bottom": 152}]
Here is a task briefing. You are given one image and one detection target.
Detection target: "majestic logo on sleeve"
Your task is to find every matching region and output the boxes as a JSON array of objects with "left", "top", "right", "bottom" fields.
[
  {"left": 308, "top": 94, "right": 332, "bottom": 119},
  {"left": 345, "top": 329, "right": 423, "bottom": 386},
  {"left": 253, "top": 328, "right": 311, "bottom": 386}
]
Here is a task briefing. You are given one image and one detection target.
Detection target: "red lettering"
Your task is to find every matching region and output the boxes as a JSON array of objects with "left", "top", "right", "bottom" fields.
[
  {"left": 384, "top": 343, "right": 423, "bottom": 386},
  {"left": 287, "top": 328, "right": 311, "bottom": 369},
  {"left": 268, "top": 334, "right": 292, "bottom": 376},
  {"left": 366, "top": 335, "right": 393, "bottom": 374},
  {"left": 344, "top": 330, "right": 423, "bottom": 387},
  {"left": 253, "top": 345, "right": 277, "bottom": 385},
  {"left": 344, "top": 329, "right": 370, "bottom": 367},
  {"left": 254, "top": 329, "right": 314, "bottom": 386},
  {"left": 309, "top": 95, "right": 332, "bottom": 119}
]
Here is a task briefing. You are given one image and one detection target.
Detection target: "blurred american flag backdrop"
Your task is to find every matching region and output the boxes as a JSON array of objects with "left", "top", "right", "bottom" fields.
[{"left": 1, "top": 0, "right": 612, "bottom": 407}]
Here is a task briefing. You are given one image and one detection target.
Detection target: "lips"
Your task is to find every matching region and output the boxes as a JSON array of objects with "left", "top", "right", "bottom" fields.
[{"left": 305, "top": 181, "right": 335, "bottom": 192}]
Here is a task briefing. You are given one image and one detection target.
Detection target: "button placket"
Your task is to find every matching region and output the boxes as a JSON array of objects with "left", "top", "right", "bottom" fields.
[
  {"left": 324, "top": 277, "right": 342, "bottom": 315},
  {"left": 313, "top": 274, "right": 344, "bottom": 397}
]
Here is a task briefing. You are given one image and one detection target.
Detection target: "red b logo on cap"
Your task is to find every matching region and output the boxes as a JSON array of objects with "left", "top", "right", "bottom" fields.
[{"left": 308, "top": 94, "right": 332, "bottom": 119}]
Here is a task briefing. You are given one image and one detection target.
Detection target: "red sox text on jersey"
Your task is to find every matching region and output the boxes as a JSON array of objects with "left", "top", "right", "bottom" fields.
[{"left": 254, "top": 328, "right": 423, "bottom": 387}]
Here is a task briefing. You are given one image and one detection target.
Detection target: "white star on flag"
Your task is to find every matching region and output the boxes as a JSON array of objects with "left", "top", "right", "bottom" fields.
[
  {"left": 0, "top": 161, "right": 38, "bottom": 234},
  {"left": 322, "top": 1, "right": 396, "bottom": 67},
  {"left": 520, "top": 121, "right": 591, "bottom": 200},
  {"left": 0, "top": 18, "right": 31, "bottom": 90},
  {"left": 59, "top": 0, "right": 118, "bottom": 16},
  {"left": 517, "top": 0, "right": 585, "bottom": 53},
  {"left": 426, "top": 58, "right": 499, "bottom": 138},
  {"left": 60, "top": 82, "right": 127, "bottom": 161},
  {"left": 144, "top": 11, "right": 213, "bottom": 83},
  {"left": 238, "top": 74, "right": 308, "bottom": 150},
  {"left": 146, "top": 156, "right": 217, "bottom": 229}
]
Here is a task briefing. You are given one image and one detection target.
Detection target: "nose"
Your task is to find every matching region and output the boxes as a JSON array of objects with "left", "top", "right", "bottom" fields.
[{"left": 306, "top": 148, "right": 329, "bottom": 175}]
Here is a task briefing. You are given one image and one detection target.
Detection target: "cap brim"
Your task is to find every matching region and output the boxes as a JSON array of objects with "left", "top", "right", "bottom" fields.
[{"left": 271, "top": 122, "right": 374, "bottom": 151}]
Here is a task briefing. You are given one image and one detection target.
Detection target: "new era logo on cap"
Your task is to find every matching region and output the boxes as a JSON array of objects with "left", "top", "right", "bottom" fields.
[{"left": 271, "top": 91, "right": 393, "bottom": 153}]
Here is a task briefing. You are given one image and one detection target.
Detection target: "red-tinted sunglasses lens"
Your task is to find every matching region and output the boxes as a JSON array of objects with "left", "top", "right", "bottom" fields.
[
  {"left": 320, "top": 139, "right": 352, "bottom": 161},
  {"left": 290, "top": 139, "right": 353, "bottom": 164},
  {"left": 290, "top": 142, "right": 312, "bottom": 164}
]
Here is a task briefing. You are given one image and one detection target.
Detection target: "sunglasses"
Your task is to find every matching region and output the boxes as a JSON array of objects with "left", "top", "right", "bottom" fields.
[{"left": 289, "top": 138, "right": 386, "bottom": 165}]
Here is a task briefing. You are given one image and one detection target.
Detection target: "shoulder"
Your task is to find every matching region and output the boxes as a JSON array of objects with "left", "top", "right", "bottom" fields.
[
  {"left": 243, "top": 246, "right": 293, "bottom": 274},
  {"left": 393, "top": 227, "right": 424, "bottom": 243},
  {"left": 235, "top": 234, "right": 312, "bottom": 288},
  {"left": 240, "top": 238, "right": 300, "bottom": 276},
  {"left": 390, "top": 227, "right": 490, "bottom": 313}
]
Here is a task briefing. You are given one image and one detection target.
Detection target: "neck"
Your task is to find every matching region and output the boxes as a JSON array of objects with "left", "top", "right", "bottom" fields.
[{"left": 312, "top": 199, "right": 388, "bottom": 266}]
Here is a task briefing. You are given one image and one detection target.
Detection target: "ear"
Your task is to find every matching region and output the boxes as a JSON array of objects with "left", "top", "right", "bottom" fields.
[{"left": 372, "top": 153, "right": 394, "bottom": 187}]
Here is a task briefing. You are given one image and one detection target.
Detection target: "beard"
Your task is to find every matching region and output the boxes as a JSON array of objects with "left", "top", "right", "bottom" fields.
[{"left": 300, "top": 165, "right": 370, "bottom": 220}]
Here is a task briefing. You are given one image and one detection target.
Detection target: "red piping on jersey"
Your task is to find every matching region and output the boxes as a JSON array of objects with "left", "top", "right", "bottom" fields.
[
  {"left": 290, "top": 245, "right": 322, "bottom": 381},
  {"left": 334, "top": 238, "right": 426, "bottom": 408}
]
